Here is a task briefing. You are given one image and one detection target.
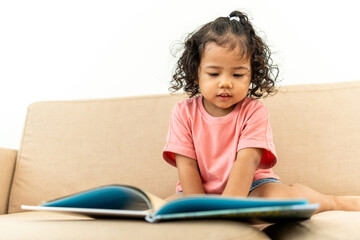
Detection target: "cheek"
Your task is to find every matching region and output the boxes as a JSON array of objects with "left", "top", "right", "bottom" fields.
[
  {"left": 242, "top": 75, "right": 252, "bottom": 87},
  {"left": 199, "top": 80, "right": 215, "bottom": 89}
]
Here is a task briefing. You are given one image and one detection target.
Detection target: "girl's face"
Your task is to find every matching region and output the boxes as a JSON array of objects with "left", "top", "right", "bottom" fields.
[{"left": 197, "top": 42, "right": 252, "bottom": 117}]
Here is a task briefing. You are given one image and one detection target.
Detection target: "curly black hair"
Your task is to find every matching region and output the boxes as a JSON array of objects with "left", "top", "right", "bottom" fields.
[{"left": 169, "top": 10, "right": 279, "bottom": 98}]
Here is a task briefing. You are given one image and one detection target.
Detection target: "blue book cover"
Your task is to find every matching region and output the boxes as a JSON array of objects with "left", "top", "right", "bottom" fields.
[{"left": 21, "top": 184, "right": 319, "bottom": 223}]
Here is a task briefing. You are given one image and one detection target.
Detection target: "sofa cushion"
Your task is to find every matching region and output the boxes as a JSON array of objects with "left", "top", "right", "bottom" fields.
[
  {"left": 262, "top": 81, "right": 360, "bottom": 196},
  {"left": 263, "top": 210, "right": 360, "bottom": 240},
  {"left": 8, "top": 95, "right": 186, "bottom": 213},
  {"left": 0, "top": 211, "right": 270, "bottom": 240}
]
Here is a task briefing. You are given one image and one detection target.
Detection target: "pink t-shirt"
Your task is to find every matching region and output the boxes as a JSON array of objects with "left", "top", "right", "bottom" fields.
[{"left": 163, "top": 96, "right": 280, "bottom": 194}]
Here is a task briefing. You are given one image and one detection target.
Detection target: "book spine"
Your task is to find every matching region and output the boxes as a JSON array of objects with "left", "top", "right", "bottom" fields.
[{"left": 145, "top": 215, "right": 159, "bottom": 223}]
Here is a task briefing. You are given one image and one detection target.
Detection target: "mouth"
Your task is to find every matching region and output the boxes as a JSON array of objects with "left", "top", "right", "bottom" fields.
[{"left": 217, "top": 93, "right": 232, "bottom": 101}]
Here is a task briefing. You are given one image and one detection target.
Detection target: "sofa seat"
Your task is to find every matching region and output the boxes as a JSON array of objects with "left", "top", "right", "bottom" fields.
[
  {"left": 264, "top": 210, "right": 360, "bottom": 239},
  {"left": 0, "top": 211, "right": 270, "bottom": 240}
]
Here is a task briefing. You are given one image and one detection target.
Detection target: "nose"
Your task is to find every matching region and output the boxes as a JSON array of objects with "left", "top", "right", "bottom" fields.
[{"left": 218, "top": 79, "right": 232, "bottom": 89}]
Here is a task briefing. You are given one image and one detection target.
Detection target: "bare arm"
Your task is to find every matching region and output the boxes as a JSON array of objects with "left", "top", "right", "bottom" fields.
[
  {"left": 222, "top": 148, "right": 263, "bottom": 197},
  {"left": 175, "top": 154, "right": 205, "bottom": 195}
]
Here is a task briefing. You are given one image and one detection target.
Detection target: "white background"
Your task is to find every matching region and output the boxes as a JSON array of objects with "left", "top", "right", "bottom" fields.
[{"left": 1, "top": 0, "right": 359, "bottom": 149}]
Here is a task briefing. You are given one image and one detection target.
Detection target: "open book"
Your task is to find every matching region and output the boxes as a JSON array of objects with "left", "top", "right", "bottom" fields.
[{"left": 22, "top": 185, "right": 319, "bottom": 223}]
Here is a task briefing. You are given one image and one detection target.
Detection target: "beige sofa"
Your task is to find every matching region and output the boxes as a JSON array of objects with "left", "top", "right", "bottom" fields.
[{"left": 1, "top": 80, "right": 360, "bottom": 240}]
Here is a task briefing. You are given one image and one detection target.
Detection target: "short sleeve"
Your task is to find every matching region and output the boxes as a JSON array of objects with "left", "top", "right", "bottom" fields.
[
  {"left": 237, "top": 102, "right": 277, "bottom": 169},
  {"left": 162, "top": 103, "right": 197, "bottom": 167}
]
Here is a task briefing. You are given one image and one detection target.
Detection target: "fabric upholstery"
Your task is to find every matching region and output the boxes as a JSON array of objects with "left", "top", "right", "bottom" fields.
[
  {"left": 0, "top": 148, "right": 17, "bottom": 214},
  {"left": 0, "top": 211, "right": 270, "bottom": 240},
  {"left": 262, "top": 81, "right": 360, "bottom": 195},
  {"left": 264, "top": 211, "right": 360, "bottom": 239},
  {"left": 8, "top": 95, "right": 186, "bottom": 213}
]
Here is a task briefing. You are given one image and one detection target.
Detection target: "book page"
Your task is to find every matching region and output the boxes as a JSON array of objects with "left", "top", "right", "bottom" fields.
[{"left": 144, "top": 192, "right": 167, "bottom": 213}]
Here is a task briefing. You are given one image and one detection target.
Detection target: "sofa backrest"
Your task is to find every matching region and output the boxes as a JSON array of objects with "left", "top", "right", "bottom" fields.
[
  {"left": 8, "top": 94, "right": 186, "bottom": 213},
  {"left": 8, "top": 81, "right": 360, "bottom": 213},
  {"left": 262, "top": 80, "right": 360, "bottom": 196}
]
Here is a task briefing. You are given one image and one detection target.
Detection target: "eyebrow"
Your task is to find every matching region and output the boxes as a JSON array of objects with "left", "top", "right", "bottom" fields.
[{"left": 205, "top": 65, "right": 250, "bottom": 71}]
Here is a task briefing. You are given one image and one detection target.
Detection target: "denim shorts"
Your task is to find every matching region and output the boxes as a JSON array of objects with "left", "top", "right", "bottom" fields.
[{"left": 249, "top": 177, "right": 280, "bottom": 192}]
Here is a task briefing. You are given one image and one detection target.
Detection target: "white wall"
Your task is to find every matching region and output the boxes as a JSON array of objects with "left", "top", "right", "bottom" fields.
[{"left": 1, "top": 0, "right": 359, "bottom": 149}]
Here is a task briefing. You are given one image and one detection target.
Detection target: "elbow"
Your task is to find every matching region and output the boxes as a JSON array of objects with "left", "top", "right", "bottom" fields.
[{"left": 252, "top": 149, "right": 263, "bottom": 168}]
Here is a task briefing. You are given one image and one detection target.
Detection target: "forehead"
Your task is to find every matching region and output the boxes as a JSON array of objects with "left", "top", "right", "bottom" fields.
[{"left": 201, "top": 42, "right": 250, "bottom": 65}]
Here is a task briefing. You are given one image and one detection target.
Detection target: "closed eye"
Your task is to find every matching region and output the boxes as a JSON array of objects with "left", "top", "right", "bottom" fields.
[
  {"left": 208, "top": 73, "right": 219, "bottom": 77},
  {"left": 233, "top": 74, "right": 244, "bottom": 77}
]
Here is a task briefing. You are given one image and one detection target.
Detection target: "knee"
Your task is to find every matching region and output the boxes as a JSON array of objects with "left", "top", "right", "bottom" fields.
[
  {"left": 286, "top": 183, "right": 314, "bottom": 198},
  {"left": 288, "top": 183, "right": 311, "bottom": 193},
  {"left": 253, "top": 183, "right": 304, "bottom": 199},
  {"left": 288, "top": 183, "right": 302, "bottom": 188}
]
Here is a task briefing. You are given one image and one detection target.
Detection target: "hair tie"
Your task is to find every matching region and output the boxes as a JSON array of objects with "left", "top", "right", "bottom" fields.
[{"left": 228, "top": 16, "right": 240, "bottom": 22}]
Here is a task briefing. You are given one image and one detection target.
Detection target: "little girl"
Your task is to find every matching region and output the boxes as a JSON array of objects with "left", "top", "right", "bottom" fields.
[{"left": 162, "top": 10, "right": 360, "bottom": 213}]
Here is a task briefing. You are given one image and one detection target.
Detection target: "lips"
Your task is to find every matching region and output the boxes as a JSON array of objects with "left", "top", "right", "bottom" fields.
[{"left": 217, "top": 93, "right": 232, "bottom": 101}]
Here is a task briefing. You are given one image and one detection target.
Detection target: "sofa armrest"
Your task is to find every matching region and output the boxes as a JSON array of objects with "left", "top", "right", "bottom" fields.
[{"left": 0, "top": 148, "right": 17, "bottom": 214}]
